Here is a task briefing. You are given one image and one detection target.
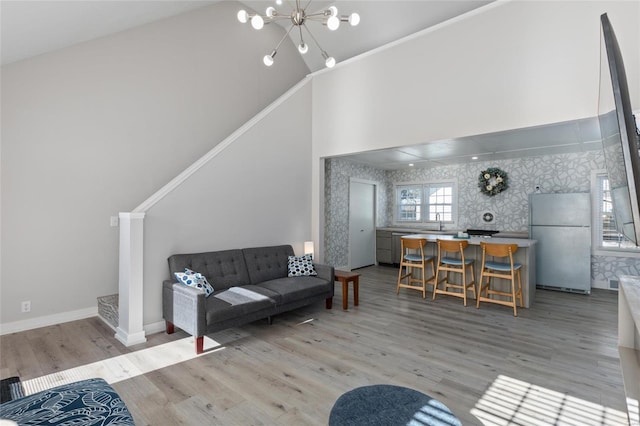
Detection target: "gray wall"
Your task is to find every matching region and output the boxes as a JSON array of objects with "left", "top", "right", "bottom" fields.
[
  {"left": 312, "top": 2, "right": 639, "bottom": 161},
  {"left": 1, "top": 2, "right": 309, "bottom": 326},
  {"left": 143, "top": 82, "right": 313, "bottom": 326}
]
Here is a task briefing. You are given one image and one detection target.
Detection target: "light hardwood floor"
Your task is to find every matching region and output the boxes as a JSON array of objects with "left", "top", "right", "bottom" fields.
[{"left": 0, "top": 265, "right": 629, "bottom": 425}]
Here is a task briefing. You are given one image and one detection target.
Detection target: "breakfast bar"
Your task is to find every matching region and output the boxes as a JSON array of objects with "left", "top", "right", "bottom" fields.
[{"left": 403, "top": 233, "right": 537, "bottom": 308}]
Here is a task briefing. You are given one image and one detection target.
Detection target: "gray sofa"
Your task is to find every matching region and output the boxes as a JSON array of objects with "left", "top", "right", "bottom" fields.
[{"left": 163, "top": 245, "right": 334, "bottom": 353}]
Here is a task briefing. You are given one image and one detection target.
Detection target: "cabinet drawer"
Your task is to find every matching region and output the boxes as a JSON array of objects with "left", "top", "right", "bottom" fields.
[
  {"left": 376, "top": 237, "right": 392, "bottom": 250},
  {"left": 377, "top": 249, "right": 393, "bottom": 264}
]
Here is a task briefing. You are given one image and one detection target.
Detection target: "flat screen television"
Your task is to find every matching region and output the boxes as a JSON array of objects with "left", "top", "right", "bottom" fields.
[{"left": 599, "top": 13, "right": 640, "bottom": 245}]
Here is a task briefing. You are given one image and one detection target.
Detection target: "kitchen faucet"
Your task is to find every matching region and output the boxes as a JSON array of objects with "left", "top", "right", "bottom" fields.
[{"left": 435, "top": 213, "right": 443, "bottom": 231}]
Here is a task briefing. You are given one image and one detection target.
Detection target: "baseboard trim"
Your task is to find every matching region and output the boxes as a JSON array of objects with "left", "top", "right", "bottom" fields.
[
  {"left": 114, "top": 327, "right": 147, "bottom": 347},
  {"left": 2, "top": 311, "right": 169, "bottom": 338},
  {"left": 0, "top": 307, "right": 98, "bottom": 335},
  {"left": 592, "top": 280, "right": 614, "bottom": 290},
  {"left": 144, "top": 320, "right": 166, "bottom": 335}
]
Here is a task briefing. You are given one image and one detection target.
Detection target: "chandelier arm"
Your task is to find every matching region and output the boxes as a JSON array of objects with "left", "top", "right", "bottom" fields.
[
  {"left": 274, "top": 24, "right": 296, "bottom": 52},
  {"left": 304, "top": 11, "right": 331, "bottom": 19},
  {"left": 303, "top": 23, "right": 328, "bottom": 55},
  {"left": 266, "top": 15, "right": 291, "bottom": 22}
]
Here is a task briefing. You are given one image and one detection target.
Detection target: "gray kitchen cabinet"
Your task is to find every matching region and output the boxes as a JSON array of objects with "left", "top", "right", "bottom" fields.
[
  {"left": 391, "top": 231, "right": 418, "bottom": 265},
  {"left": 376, "top": 230, "right": 393, "bottom": 265}
]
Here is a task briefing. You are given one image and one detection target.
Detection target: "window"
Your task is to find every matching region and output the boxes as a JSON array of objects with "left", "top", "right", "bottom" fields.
[
  {"left": 397, "top": 185, "right": 422, "bottom": 222},
  {"left": 396, "top": 181, "right": 456, "bottom": 224},
  {"left": 596, "top": 174, "right": 637, "bottom": 249}
]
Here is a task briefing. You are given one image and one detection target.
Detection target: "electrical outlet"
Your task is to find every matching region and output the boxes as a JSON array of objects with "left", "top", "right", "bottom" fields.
[
  {"left": 535, "top": 184, "right": 541, "bottom": 192},
  {"left": 21, "top": 301, "right": 31, "bottom": 313},
  {"left": 110, "top": 216, "right": 119, "bottom": 227}
]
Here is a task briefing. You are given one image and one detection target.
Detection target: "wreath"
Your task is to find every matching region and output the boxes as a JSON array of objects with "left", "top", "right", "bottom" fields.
[{"left": 478, "top": 167, "right": 508, "bottom": 196}]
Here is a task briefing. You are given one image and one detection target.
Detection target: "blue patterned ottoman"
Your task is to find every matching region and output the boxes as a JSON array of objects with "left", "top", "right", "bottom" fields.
[{"left": 0, "top": 378, "right": 134, "bottom": 425}]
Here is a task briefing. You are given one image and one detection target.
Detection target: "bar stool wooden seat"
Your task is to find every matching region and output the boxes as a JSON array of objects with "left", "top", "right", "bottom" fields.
[
  {"left": 433, "top": 239, "right": 477, "bottom": 306},
  {"left": 476, "top": 241, "right": 523, "bottom": 316},
  {"left": 396, "top": 237, "right": 435, "bottom": 299}
]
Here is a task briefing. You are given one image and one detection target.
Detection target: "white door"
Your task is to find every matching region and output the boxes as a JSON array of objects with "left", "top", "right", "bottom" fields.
[{"left": 349, "top": 181, "right": 376, "bottom": 269}]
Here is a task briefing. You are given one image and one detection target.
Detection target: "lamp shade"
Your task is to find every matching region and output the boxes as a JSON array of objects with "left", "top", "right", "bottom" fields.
[{"left": 304, "top": 241, "right": 315, "bottom": 258}]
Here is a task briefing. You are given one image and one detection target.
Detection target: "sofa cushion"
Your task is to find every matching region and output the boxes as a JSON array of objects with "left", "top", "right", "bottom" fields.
[
  {"left": 287, "top": 254, "right": 318, "bottom": 277},
  {"left": 205, "top": 285, "right": 278, "bottom": 325},
  {"left": 257, "top": 276, "right": 331, "bottom": 304},
  {"left": 174, "top": 268, "right": 214, "bottom": 297},
  {"left": 168, "top": 250, "right": 250, "bottom": 291},
  {"left": 243, "top": 245, "right": 294, "bottom": 284}
]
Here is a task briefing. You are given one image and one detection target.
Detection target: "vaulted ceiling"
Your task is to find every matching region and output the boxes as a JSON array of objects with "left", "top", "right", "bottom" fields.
[
  {"left": 1, "top": 1, "right": 608, "bottom": 169},
  {"left": 1, "top": 1, "right": 490, "bottom": 71}
]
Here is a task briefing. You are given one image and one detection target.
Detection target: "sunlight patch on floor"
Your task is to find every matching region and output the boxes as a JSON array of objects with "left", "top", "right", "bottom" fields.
[
  {"left": 471, "top": 375, "right": 628, "bottom": 426},
  {"left": 627, "top": 396, "right": 639, "bottom": 426},
  {"left": 21, "top": 336, "right": 222, "bottom": 395}
]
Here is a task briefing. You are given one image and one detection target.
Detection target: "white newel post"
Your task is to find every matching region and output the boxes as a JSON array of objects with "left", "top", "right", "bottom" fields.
[{"left": 115, "top": 212, "right": 147, "bottom": 346}]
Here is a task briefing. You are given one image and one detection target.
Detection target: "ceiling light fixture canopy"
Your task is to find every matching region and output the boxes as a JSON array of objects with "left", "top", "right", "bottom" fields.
[{"left": 237, "top": 0, "right": 360, "bottom": 69}]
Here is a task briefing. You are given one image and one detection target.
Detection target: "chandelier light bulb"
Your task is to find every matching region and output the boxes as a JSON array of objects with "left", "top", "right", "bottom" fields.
[
  {"left": 327, "top": 16, "right": 340, "bottom": 31},
  {"left": 349, "top": 13, "right": 360, "bottom": 26},
  {"left": 251, "top": 15, "right": 264, "bottom": 30},
  {"left": 325, "top": 56, "right": 336, "bottom": 68},
  {"left": 237, "top": 9, "right": 248, "bottom": 23},
  {"left": 328, "top": 6, "right": 338, "bottom": 17},
  {"left": 276, "top": 0, "right": 282, "bottom": 4},
  {"left": 298, "top": 42, "right": 308, "bottom": 54},
  {"left": 264, "top": 49, "right": 277, "bottom": 66},
  {"left": 265, "top": 7, "right": 276, "bottom": 17}
]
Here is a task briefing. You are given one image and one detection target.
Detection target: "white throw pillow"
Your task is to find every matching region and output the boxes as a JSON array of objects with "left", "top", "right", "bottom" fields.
[
  {"left": 174, "top": 268, "right": 214, "bottom": 297},
  {"left": 287, "top": 254, "right": 318, "bottom": 277}
]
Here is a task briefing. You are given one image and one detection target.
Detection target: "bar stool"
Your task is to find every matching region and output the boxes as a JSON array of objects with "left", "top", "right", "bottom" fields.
[
  {"left": 476, "top": 242, "right": 523, "bottom": 316},
  {"left": 396, "top": 237, "right": 435, "bottom": 298},
  {"left": 433, "top": 239, "right": 476, "bottom": 306}
]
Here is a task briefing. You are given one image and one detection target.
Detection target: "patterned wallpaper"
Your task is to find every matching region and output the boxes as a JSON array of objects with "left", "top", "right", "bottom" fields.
[
  {"left": 324, "top": 160, "right": 388, "bottom": 267},
  {"left": 324, "top": 151, "right": 640, "bottom": 288}
]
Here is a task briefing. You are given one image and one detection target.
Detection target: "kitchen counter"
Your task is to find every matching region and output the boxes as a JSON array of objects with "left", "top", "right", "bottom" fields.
[
  {"left": 377, "top": 227, "right": 453, "bottom": 233},
  {"left": 405, "top": 233, "right": 536, "bottom": 248},
  {"left": 402, "top": 233, "right": 537, "bottom": 308},
  {"left": 377, "top": 227, "right": 529, "bottom": 239}
]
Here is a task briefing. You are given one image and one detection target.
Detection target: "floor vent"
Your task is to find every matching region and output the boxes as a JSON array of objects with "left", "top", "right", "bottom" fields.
[{"left": 608, "top": 279, "right": 619, "bottom": 290}]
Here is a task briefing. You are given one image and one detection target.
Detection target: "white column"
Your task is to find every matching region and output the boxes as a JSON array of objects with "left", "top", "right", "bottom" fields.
[{"left": 115, "top": 212, "right": 147, "bottom": 346}]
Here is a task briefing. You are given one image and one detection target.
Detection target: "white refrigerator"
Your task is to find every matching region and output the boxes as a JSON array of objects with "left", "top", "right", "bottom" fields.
[{"left": 529, "top": 193, "right": 591, "bottom": 294}]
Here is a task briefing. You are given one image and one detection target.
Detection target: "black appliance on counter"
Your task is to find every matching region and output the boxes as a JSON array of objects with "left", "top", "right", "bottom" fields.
[{"left": 465, "top": 229, "right": 499, "bottom": 237}]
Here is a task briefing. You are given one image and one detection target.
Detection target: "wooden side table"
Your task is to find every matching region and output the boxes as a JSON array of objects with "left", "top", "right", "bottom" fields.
[{"left": 335, "top": 270, "right": 360, "bottom": 310}]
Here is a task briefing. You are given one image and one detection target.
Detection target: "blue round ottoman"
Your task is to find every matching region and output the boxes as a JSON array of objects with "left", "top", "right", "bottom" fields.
[{"left": 329, "top": 384, "right": 461, "bottom": 426}]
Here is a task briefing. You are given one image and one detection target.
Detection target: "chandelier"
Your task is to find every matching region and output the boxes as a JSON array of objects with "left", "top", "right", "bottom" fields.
[{"left": 237, "top": 0, "right": 360, "bottom": 69}]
